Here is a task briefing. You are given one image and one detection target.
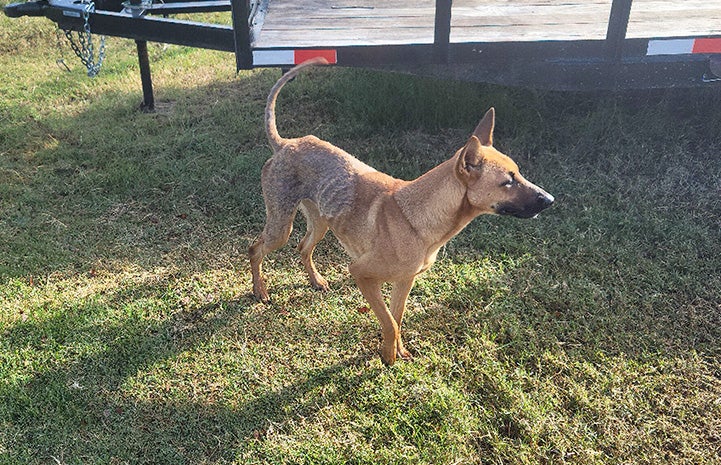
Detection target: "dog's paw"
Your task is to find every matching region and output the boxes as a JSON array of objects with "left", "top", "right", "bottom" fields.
[
  {"left": 380, "top": 344, "right": 397, "bottom": 367},
  {"left": 254, "top": 293, "right": 271, "bottom": 304},
  {"left": 253, "top": 282, "right": 271, "bottom": 303},
  {"left": 397, "top": 347, "right": 412, "bottom": 360},
  {"left": 310, "top": 275, "right": 330, "bottom": 292}
]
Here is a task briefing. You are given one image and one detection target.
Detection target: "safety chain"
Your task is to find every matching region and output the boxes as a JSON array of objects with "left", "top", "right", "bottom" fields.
[{"left": 62, "top": 0, "right": 106, "bottom": 77}]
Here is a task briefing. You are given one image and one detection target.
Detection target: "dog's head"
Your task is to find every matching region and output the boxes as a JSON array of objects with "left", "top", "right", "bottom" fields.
[{"left": 455, "top": 108, "right": 554, "bottom": 219}]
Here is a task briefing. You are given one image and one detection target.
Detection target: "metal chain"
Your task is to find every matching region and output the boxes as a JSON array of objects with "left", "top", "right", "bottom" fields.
[
  {"left": 62, "top": 0, "right": 106, "bottom": 77},
  {"left": 54, "top": 26, "right": 72, "bottom": 71},
  {"left": 248, "top": 0, "right": 259, "bottom": 26}
]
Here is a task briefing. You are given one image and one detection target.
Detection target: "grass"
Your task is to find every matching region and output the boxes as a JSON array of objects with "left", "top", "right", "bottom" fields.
[{"left": 2, "top": 9, "right": 721, "bottom": 465}]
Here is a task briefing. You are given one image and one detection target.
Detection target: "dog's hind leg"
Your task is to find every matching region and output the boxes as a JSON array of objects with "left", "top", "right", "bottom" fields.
[
  {"left": 298, "top": 200, "right": 330, "bottom": 292},
  {"left": 249, "top": 205, "right": 297, "bottom": 302}
]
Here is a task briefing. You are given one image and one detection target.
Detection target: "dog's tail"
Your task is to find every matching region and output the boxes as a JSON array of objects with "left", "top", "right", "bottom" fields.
[{"left": 265, "top": 57, "right": 330, "bottom": 152}]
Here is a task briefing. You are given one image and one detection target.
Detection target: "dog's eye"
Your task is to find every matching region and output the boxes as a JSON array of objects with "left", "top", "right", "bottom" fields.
[{"left": 501, "top": 173, "right": 517, "bottom": 187}]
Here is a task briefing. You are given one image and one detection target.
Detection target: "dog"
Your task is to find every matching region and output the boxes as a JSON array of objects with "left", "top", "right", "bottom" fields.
[{"left": 250, "top": 58, "right": 554, "bottom": 366}]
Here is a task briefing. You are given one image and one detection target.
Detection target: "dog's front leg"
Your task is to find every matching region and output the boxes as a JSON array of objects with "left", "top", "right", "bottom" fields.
[
  {"left": 350, "top": 269, "right": 398, "bottom": 366},
  {"left": 390, "top": 277, "right": 415, "bottom": 360}
]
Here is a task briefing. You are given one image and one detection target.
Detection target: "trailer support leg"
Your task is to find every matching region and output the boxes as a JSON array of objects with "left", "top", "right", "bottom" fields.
[
  {"left": 231, "top": 0, "right": 252, "bottom": 70},
  {"left": 136, "top": 40, "right": 155, "bottom": 111},
  {"left": 605, "top": 0, "right": 633, "bottom": 61},
  {"left": 433, "top": 0, "right": 452, "bottom": 64}
]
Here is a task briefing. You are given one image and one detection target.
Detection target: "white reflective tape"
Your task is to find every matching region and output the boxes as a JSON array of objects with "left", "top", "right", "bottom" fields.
[
  {"left": 252, "top": 50, "right": 295, "bottom": 66},
  {"left": 647, "top": 39, "right": 695, "bottom": 56}
]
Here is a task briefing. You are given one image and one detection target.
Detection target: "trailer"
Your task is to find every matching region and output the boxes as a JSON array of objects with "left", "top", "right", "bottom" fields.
[{"left": 4, "top": 0, "right": 721, "bottom": 109}]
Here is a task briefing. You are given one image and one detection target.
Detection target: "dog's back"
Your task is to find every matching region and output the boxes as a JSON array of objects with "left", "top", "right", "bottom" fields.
[{"left": 264, "top": 135, "right": 378, "bottom": 218}]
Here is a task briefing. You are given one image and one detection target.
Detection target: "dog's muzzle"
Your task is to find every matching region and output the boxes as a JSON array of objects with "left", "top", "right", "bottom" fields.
[{"left": 496, "top": 192, "right": 554, "bottom": 218}]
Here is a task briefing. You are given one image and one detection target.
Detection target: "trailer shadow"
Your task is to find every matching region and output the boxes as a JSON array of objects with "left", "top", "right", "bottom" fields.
[{"left": 1, "top": 284, "right": 383, "bottom": 463}]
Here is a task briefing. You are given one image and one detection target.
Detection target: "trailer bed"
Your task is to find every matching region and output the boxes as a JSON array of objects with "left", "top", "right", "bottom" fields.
[
  {"left": 4, "top": 0, "right": 721, "bottom": 100},
  {"left": 255, "top": 0, "right": 721, "bottom": 48}
]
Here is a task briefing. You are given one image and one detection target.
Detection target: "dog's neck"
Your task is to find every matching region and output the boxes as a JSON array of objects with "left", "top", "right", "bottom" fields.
[{"left": 393, "top": 154, "right": 479, "bottom": 248}]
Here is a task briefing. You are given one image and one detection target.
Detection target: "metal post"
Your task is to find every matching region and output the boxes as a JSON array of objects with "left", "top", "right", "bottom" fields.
[
  {"left": 231, "top": 0, "right": 252, "bottom": 70},
  {"left": 136, "top": 39, "right": 155, "bottom": 111},
  {"left": 605, "top": 0, "right": 633, "bottom": 61},
  {"left": 433, "top": 0, "right": 452, "bottom": 64}
]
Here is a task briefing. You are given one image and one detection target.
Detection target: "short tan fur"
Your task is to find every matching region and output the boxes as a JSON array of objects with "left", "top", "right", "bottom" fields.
[{"left": 250, "top": 58, "right": 554, "bottom": 365}]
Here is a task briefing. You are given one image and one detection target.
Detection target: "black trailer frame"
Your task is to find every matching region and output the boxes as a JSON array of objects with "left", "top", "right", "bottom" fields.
[{"left": 5, "top": 0, "right": 721, "bottom": 110}]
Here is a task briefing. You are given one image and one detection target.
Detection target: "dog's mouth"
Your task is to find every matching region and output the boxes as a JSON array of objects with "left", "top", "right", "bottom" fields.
[
  {"left": 495, "top": 193, "right": 554, "bottom": 219},
  {"left": 496, "top": 205, "right": 540, "bottom": 219}
]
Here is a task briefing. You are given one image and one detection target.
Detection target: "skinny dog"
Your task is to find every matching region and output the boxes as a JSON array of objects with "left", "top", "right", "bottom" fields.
[{"left": 250, "top": 58, "right": 554, "bottom": 366}]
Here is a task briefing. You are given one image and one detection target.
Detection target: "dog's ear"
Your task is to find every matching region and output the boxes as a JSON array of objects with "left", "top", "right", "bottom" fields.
[
  {"left": 472, "top": 107, "right": 495, "bottom": 146},
  {"left": 456, "top": 135, "right": 484, "bottom": 179}
]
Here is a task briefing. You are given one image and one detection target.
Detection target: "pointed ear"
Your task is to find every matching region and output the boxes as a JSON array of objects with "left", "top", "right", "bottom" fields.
[
  {"left": 455, "top": 135, "right": 484, "bottom": 180},
  {"left": 472, "top": 107, "right": 495, "bottom": 146}
]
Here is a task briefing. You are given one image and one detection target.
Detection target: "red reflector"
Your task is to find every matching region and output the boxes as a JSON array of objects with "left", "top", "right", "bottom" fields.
[
  {"left": 294, "top": 49, "right": 337, "bottom": 64},
  {"left": 692, "top": 38, "right": 721, "bottom": 54}
]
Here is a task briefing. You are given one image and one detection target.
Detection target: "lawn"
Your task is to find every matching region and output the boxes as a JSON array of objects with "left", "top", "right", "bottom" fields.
[{"left": 1, "top": 10, "right": 720, "bottom": 465}]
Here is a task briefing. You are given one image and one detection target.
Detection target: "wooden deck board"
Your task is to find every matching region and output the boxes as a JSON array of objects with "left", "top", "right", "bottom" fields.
[
  {"left": 626, "top": 1, "right": 721, "bottom": 38},
  {"left": 253, "top": 0, "right": 721, "bottom": 48}
]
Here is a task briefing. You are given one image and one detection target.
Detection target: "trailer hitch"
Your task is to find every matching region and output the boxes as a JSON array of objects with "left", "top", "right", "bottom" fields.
[
  {"left": 4, "top": 0, "right": 48, "bottom": 18},
  {"left": 4, "top": 0, "right": 106, "bottom": 77}
]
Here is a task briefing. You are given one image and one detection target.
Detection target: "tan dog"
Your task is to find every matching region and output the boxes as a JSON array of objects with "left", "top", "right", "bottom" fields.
[{"left": 250, "top": 58, "right": 554, "bottom": 366}]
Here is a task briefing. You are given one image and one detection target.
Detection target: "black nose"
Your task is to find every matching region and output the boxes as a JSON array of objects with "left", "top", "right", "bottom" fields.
[{"left": 537, "top": 193, "right": 554, "bottom": 208}]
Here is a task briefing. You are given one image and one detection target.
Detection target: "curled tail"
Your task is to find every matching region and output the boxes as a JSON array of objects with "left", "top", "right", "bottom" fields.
[{"left": 265, "top": 57, "right": 330, "bottom": 152}]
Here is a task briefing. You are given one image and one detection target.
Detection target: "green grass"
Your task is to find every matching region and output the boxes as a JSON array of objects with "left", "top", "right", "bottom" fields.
[{"left": 2, "top": 9, "right": 721, "bottom": 465}]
